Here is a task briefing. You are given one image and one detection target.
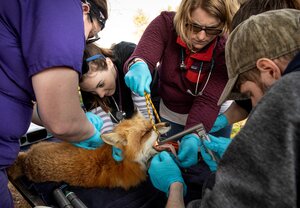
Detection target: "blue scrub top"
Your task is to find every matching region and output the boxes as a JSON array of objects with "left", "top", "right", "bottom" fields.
[{"left": 0, "top": 0, "right": 85, "bottom": 168}]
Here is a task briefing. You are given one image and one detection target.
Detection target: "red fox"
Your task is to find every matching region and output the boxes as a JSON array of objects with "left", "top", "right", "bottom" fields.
[{"left": 8, "top": 111, "right": 170, "bottom": 190}]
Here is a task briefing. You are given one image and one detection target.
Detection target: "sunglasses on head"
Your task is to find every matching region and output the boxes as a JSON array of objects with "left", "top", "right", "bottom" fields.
[
  {"left": 89, "top": 5, "right": 106, "bottom": 30},
  {"left": 83, "top": 0, "right": 106, "bottom": 29},
  {"left": 186, "top": 23, "right": 222, "bottom": 36},
  {"left": 85, "top": 0, "right": 106, "bottom": 44}
]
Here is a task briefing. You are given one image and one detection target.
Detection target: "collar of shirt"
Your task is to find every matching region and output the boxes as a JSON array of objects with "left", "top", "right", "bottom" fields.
[
  {"left": 176, "top": 36, "right": 217, "bottom": 83},
  {"left": 283, "top": 51, "right": 300, "bottom": 75},
  {"left": 176, "top": 36, "right": 217, "bottom": 62}
]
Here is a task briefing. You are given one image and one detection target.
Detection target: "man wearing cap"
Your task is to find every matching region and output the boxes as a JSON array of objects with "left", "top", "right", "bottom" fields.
[{"left": 147, "top": 9, "right": 300, "bottom": 208}]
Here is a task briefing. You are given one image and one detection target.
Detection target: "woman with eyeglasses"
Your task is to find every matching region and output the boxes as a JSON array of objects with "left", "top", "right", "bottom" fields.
[
  {"left": 0, "top": 0, "right": 107, "bottom": 206},
  {"left": 124, "top": 0, "right": 239, "bottom": 202}
]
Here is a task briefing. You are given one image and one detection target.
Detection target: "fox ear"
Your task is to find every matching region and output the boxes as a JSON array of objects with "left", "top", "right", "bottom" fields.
[{"left": 101, "top": 133, "right": 127, "bottom": 146}]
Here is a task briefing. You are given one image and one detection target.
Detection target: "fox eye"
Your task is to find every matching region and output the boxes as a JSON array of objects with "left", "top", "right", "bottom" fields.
[
  {"left": 142, "top": 128, "right": 152, "bottom": 137},
  {"left": 146, "top": 128, "right": 152, "bottom": 134}
]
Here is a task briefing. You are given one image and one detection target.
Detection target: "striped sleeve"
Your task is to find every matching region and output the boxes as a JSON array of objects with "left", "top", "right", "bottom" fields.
[
  {"left": 131, "top": 92, "right": 153, "bottom": 119},
  {"left": 90, "top": 107, "right": 114, "bottom": 134}
]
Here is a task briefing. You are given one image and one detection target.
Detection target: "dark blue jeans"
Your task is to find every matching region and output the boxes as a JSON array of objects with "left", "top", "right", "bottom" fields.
[{"left": 160, "top": 118, "right": 184, "bottom": 136}]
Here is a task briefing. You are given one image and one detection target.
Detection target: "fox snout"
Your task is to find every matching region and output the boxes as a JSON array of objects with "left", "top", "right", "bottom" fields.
[{"left": 155, "top": 122, "right": 171, "bottom": 135}]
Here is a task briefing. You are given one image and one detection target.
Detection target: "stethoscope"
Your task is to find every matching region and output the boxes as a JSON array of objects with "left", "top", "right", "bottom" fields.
[
  {"left": 109, "top": 96, "right": 126, "bottom": 122},
  {"left": 179, "top": 41, "right": 217, "bottom": 96},
  {"left": 110, "top": 68, "right": 126, "bottom": 122},
  {"left": 180, "top": 48, "right": 187, "bottom": 71}
]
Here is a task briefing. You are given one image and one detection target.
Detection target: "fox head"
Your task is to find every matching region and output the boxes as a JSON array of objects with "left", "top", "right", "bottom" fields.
[{"left": 101, "top": 111, "right": 170, "bottom": 169}]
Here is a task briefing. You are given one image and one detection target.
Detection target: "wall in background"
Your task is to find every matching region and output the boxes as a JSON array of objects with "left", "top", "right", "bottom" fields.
[{"left": 96, "top": 0, "right": 181, "bottom": 48}]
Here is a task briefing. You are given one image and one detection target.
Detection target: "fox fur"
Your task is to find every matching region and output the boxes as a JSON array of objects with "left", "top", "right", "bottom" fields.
[{"left": 8, "top": 112, "right": 170, "bottom": 190}]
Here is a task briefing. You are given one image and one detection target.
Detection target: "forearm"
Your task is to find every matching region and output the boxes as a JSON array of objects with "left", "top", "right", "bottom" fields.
[
  {"left": 31, "top": 102, "right": 44, "bottom": 126},
  {"left": 32, "top": 67, "right": 94, "bottom": 142},
  {"left": 224, "top": 102, "right": 248, "bottom": 125},
  {"left": 166, "top": 182, "right": 185, "bottom": 208},
  {"left": 185, "top": 98, "right": 220, "bottom": 131}
]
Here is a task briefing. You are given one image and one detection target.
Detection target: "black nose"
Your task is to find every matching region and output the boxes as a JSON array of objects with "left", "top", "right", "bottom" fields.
[{"left": 165, "top": 122, "right": 170, "bottom": 127}]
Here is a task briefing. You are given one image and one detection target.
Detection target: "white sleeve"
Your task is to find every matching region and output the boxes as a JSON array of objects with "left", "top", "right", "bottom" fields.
[{"left": 219, "top": 100, "right": 234, "bottom": 114}]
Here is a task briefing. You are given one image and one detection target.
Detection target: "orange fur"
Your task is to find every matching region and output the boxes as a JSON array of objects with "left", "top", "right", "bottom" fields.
[{"left": 7, "top": 112, "right": 170, "bottom": 190}]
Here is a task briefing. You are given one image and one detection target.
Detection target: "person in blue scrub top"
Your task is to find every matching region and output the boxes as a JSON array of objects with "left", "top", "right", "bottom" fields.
[{"left": 0, "top": 0, "right": 108, "bottom": 207}]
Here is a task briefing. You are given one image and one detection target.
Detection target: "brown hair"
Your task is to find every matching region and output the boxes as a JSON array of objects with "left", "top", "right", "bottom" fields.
[
  {"left": 82, "top": 0, "right": 109, "bottom": 20},
  {"left": 174, "top": 0, "right": 239, "bottom": 50},
  {"left": 235, "top": 50, "right": 300, "bottom": 92},
  {"left": 231, "top": 0, "right": 300, "bottom": 31},
  {"left": 80, "top": 43, "right": 114, "bottom": 112},
  {"left": 92, "top": 0, "right": 108, "bottom": 20}
]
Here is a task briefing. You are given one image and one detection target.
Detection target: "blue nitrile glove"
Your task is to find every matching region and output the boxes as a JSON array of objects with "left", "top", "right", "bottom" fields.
[
  {"left": 199, "top": 144, "right": 217, "bottom": 172},
  {"left": 148, "top": 151, "right": 187, "bottom": 196},
  {"left": 73, "top": 112, "right": 104, "bottom": 150},
  {"left": 209, "top": 114, "right": 229, "bottom": 133},
  {"left": 124, "top": 61, "right": 152, "bottom": 96},
  {"left": 204, "top": 134, "right": 232, "bottom": 157},
  {"left": 177, "top": 133, "right": 201, "bottom": 168},
  {"left": 112, "top": 146, "right": 123, "bottom": 162},
  {"left": 200, "top": 135, "right": 232, "bottom": 171}
]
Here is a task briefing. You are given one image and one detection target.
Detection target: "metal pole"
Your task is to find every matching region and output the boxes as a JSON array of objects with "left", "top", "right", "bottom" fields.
[{"left": 158, "top": 123, "right": 220, "bottom": 163}]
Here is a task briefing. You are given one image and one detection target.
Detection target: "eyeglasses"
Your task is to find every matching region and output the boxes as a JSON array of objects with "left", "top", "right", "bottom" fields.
[
  {"left": 90, "top": 10, "right": 106, "bottom": 30},
  {"left": 89, "top": 0, "right": 106, "bottom": 30},
  {"left": 86, "top": 0, "right": 106, "bottom": 44},
  {"left": 186, "top": 23, "right": 222, "bottom": 36},
  {"left": 86, "top": 33, "right": 100, "bottom": 44}
]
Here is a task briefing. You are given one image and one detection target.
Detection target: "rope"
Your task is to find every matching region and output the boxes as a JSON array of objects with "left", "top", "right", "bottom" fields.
[{"left": 144, "top": 92, "right": 161, "bottom": 134}]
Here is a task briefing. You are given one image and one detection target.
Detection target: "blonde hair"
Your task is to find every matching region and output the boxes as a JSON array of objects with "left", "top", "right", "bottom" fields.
[{"left": 174, "top": 0, "right": 239, "bottom": 49}]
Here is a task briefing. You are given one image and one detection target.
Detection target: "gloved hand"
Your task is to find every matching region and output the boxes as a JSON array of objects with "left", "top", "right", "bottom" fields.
[
  {"left": 112, "top": 146, "right": 123, "bottom": 162},
  {"left": 148, "top": 151, "right": 187, "bottom": 196},
  {"left": 73, "top": 112, "right": 104, "bottom": 150},
  {"left": 177, "top": 133, "right": 200, "bottom": 168},
  {"left": 200, "top": 134, "right": 232, "bottom": 171},
  {"left": 124, "top": 61, "right": 152, "bottom": 96},
  {"left": 209, "top": 114, "right": 229, "bottom": 133},
  {"left": 204, "top": 134, "right": 232, "bottom": 157},
  {"left": 199, "top": 144, "right": 217, "bottom": 172}
]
